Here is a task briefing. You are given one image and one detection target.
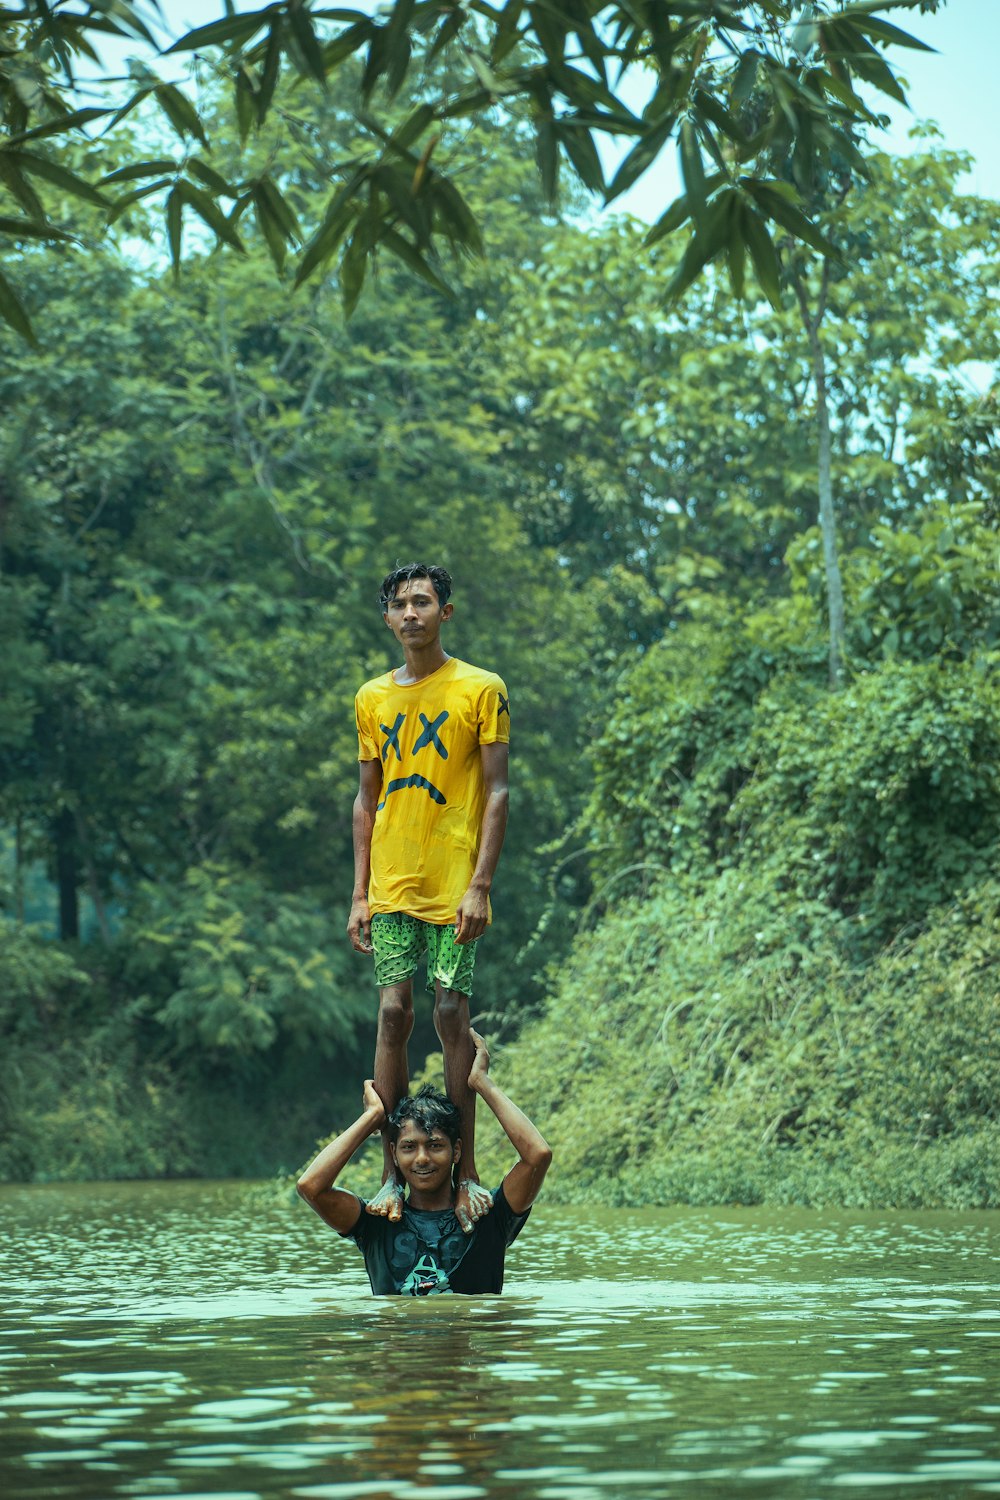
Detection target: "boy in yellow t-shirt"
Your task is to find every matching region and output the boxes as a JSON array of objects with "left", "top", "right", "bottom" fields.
[{"left": 347, "top": 563, "right": 510, "bottom": 1233}]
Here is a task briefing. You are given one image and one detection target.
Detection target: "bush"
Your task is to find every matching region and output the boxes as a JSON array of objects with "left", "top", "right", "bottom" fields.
[
  {"left": 0, "top": 922, "right": 192, "bottom": 1180},
  {"left": 492, "top": 877, "right": 1000, "bottom": 1209}
]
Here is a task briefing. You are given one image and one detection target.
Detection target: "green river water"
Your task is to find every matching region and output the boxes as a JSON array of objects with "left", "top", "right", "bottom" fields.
[{"left": 1, "top": 1181, "right": 998, "bottom": 1500}]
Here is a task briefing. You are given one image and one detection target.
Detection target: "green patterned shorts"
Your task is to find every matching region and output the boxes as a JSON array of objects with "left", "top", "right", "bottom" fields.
[{"left": 370, "top": 912, "right": 478, "bottom": 997}]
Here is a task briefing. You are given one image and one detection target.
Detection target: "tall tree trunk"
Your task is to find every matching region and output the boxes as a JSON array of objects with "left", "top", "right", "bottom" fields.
[
  {"left": 792, "top": 262, "right": 846, "bottom": 689},
  {"left": 54, "top": 806, "right": 79, "bottom": 941},
  {"left": 14, "top": 813, "right": 24, "bottom": 923},
  {"left": 76, "top": 807, "right": 112, "bottom": 944}
]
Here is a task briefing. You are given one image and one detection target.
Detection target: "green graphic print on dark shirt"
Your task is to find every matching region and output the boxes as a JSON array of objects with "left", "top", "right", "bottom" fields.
[{"left": 345, "top": 1183, "right": 530, "bottom": 1296}]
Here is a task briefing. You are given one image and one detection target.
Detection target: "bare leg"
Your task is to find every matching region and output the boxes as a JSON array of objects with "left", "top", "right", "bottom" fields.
[
  {"left": 434, "top": 984, "right": 493, "bottom": 1232},
  {"left": 367, "top": 980, "right": 413, "bottom": 1220}
]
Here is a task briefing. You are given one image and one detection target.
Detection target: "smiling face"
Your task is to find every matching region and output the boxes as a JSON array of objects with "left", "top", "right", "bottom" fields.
[
  {"left": 383, "top": 575, "right": 453, "bottom": 651},
  {"left": 391, "top": 1117, "right": 461, "bottom": 1203}
]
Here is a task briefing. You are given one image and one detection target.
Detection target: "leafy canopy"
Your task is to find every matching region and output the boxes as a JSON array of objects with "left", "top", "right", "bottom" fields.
[{"left": 1, "top": 0, "right": 939, "bottom": 338}]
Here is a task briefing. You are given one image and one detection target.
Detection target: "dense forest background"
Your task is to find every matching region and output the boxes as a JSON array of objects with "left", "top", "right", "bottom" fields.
[{"left": 1, "top": 49, "right": 997, "bottom": 1202}]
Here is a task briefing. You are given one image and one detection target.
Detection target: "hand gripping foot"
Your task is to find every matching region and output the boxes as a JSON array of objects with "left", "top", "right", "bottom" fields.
[
  {"left": 366, "top": 1177, "right": 404, "bottom": 1221},
  {"left": 455, "top": 1178, "right": 494, "bottom": 1234}
]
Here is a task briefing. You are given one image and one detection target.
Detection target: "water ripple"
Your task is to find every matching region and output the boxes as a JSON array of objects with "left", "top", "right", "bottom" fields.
[{"left": 0, "top": 1184, "right": 998, "bottom": 1500}]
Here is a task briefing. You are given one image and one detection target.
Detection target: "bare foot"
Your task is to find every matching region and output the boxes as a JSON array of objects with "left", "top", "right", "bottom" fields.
[
  {"left": 366, "top": 1177, "right": 404, "bottom": 1221},
  {"left": 455, "top": 1178, "right": 493, "bottom": 1234}
]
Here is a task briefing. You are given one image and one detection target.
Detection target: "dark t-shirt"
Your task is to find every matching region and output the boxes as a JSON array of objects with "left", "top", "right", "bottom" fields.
[{"left": 343, "top": 1183, "right": 530, "bottom": 1296}]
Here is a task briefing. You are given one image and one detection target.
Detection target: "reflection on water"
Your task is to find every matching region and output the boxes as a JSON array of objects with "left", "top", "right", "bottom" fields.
[{"left": 1, "top": 1182, "right": 998, "bottom": 1499}]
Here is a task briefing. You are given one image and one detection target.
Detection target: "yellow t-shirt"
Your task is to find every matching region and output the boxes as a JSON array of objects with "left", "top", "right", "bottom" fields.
[{"left": 355, "top": 657, "right": 510, "bottom": 924}]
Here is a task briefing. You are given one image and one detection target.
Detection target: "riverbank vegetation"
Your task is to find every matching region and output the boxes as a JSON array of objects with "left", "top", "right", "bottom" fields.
[
  {"left": 1, "top": 39, "right": 998, "bottom": 1202},
  {"left": 469, "top": 533, "right": 1000, "bottom": 1208}
]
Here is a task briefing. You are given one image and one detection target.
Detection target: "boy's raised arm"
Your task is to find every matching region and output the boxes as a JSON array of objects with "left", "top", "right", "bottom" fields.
[
  {"left": 296, "top": 1079, "right": 385, "bottom": 1234},
  {"left": 468, "top": 1029, "right": 552, "bottom": 1215}
]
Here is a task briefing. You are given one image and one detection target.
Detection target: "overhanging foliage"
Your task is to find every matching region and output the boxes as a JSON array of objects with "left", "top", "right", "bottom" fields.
[{"left": 1, "top": 0, "right": 940, "bottom": 338}]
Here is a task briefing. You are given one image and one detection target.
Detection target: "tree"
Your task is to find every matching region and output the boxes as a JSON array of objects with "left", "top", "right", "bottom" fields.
[
  {"left": 0, "top": 90, "right": 621, "bottom": 1054},
  {"left": 779, "top": 140, "right": 999, "bottom": 682},
  {"left": 1, "top": 1, "right": 940, "bottom": 340},
  {"left": 467, "top": 140, "right": 998, "bottom": 659},
  {"left": 479, "top": 497, "right": 1000, "bottom": 1210}
]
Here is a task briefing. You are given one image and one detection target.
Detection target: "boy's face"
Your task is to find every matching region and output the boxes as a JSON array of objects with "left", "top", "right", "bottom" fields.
[
  {"left": 383, "top": 577, "right": 452, "bottom": 648},
  {"left": 391, "top": 1118, "right": 460, "bottom": 1195}
]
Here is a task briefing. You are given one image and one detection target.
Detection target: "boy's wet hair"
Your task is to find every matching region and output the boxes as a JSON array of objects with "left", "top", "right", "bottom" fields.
[
  {"left": 378, "top": 563, "right": 453, "bottom": 612},
  {"left": 388, "top": 1084, "right": 462, "bottom": 1145}
]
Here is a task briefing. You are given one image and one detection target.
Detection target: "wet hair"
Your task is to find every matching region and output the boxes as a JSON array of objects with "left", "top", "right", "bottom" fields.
[
  {"left": 377, "top": 563, "right": 453, "bottom": 613},
  {"left": 388, "top": 1084, "right": 461, "bottom": 1145}
]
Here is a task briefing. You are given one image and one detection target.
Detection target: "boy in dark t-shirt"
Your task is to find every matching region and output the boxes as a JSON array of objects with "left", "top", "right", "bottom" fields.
[{"left": 297, "top": 1030, "right": 550, "bottom": 1295}]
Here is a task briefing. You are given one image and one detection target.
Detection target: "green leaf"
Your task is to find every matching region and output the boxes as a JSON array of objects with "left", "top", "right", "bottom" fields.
[
  {"left": 91, "top": 0, "right": 160, "bottom": 47},
  {"left": 693, "top": 87, "right": 745, "bottom": 144},
  {"left": 321, "top": 20, "right": 372, "bottom": 69},
  {"left": 356, "top": 108, "right": 423, "bottom": 164},
  {"left": 438, "top": 86, "right": 494, "bottom": 121},
  {"left": 382, "top": 228, "right": 453, "bottom": 298},
  {"left": 536, "top": 116, "right": 558, "bottom": 206},
  {"left": 392, "top": 103, "right": 435, "bottom": 154},
  {"left": 0, "top": 216, "right": 73, "bottom": 242},
  {"left": 558, "top": 121, "right": 605, "bottom": 197},
  {"left": 742, "top": 209, "right": 782, "bottom": 309},
  {"left": 731, "top": 47, "right": 760, "bottom": 104},
  {"left": 178, "top": 180, "right": 247, "bottom": 253},
  {"left": 257, "top": 21, "right": 284, "bottom": 123},
  {"left": 361, "top": 21, "right": 389, "bottom": 100},
  {"left": 13, "top": 152, "right": 110, "bottom": 207},
  {"left": 695, "top": 117, "right": 727, "bottom": 175},
  {"left": 427, "top": 6, "right": 465, "bottom": 65},
  {"left": 847, "top": 13, "right": 935, "bottom": 52},
  {"left": 679, "top": 118, "right": 708, "bottom": 228},
  {"left": 155, "top": 84, "right": 210, "bottom": 146},
  {"left": 571, "top": 11, "right": 609, "bottom": 84},
  {"left": 791, "top": 111, "right": 816, "bottom": 199},
  {"left": 549, "top": 64, "right": 621, "bottom": 115},
  {"left": 294, "top": 173, "right": 367, "bottom": 287},
  {"left": 106, "top": 85, "right": 154, "bottom": 131},
  {"left": 384, "top": 29, "right": 411, "bottom": 100},
  {"left": 750, "top": 184, "right": 840, "bottom": 260},
  {"left": 727, "top": 206, "right": 747, "bottom": 300},
  {"left": 257, "top": 176, "right": 301, "bottom": 243},
  {"left": 816, "top": 70, "right": 877, "bottom": 121},
  {"left": 530, "top": 1, "right": 569, "bottom": 67},
  {"left": 0, "top": 266, "right": 36, "bottom": 345},
  {"left": 468, "top": 49, "right": 503, "bottom": 95},
  {"left": 663, "top": 204, "right": 730, "bottom": 304},
  {"left": 645, "top": 0, "right": 679, "bottom": 72},
  {"left": 164, "top": 10, "right": 272, "bottom": 53},
  {"left": 429, "top": 177, "right": 484, "bottom": 257},
  {"left": 106, "top": 179, "right": 172, "bottom": 225},
  {"left": 253, "top": 183, "right": 289, "bottom": 270},
  {"left": 235, "top": 66, "right": 257, "bottom": 142},
  {"left": 166, "top": 185, "right": 183, "bottom": 275},
  {"left": 643, "top": 172, "right": 725, "bottom": 248},
  {"left": 644, "top": 193, "right": 692, "bottom": 248},
  {"left": 492, "top": 0, "right": 526, "bottom": 66},
  {"left": 288, "top": 0, "right": 328, "bottom": 86},
  {"left": 606, "top": 111, "right": 677, "bottom": 203},
  {"left": 0, "top": 156, "right": 45, "bottom": 219},
  {"left": 340, "top": 225, "right": 369, "bottom": 318},
  {"left": 4, "top": 106, "right": 110, "bottom": 147},
  {"left": 384, "top": 0, "right": 418, "bottom": 82},
  {"left": 188, "top": 158, "right": 233, "bottom": 197},
  {"left": 375, "top": 164, "right": 428, "bottom": 241},
  {"left": 820, "top": 19, "right": 908, "bottom": 105},
  {"left": 101, "top": 158, "right": 178, "bottom": 185}
]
